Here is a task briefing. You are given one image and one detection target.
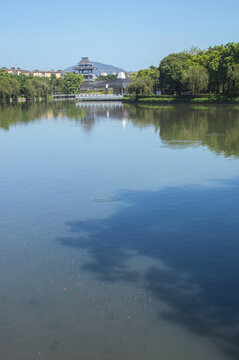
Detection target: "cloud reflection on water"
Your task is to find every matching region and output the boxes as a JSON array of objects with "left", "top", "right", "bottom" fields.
[{"left": 58, "top": 182, "right": 239, "bottom": 359}]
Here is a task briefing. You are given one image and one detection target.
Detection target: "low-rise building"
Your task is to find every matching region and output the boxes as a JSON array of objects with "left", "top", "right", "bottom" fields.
[
  {"left": 2, "top": 67, "right": 31, "bottom": 76},
  {"left": 1, "top": 67, "right": 64, "bottom": 78},
  {"left": 32, "top": 70, "right": 64, "bottom": 78},
  {"left": 80, "top": 75, "right": 131, "bottom": 95},
  {"left": 101, "top": 71, "right": 108, "bottom": 76}
]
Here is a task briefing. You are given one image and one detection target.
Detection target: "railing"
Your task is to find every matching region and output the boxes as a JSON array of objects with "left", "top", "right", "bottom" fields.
[
  {"left": 53, "top": 94, "right": 76, "bottom": 98},
  {"left": 75, "top": 94, "right": 123, "bottom": 101},
  {"left": 52, "top": 94, "right": 123, "bottom": 101}
]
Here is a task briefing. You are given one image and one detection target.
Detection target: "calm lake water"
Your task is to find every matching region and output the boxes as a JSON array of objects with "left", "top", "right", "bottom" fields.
[{"left": 0, "top": 101, "right": 239, "bottom": 360}]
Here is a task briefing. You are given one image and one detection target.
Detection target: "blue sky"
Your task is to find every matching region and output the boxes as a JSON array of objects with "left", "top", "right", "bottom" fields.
[{"left": 1, "top": 0, "right": 239, "bottom": 71}]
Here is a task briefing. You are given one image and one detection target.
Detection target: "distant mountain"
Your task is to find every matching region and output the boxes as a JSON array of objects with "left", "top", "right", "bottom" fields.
[{"left": 65, "top": 61, "right": 127, "bottom": 76}]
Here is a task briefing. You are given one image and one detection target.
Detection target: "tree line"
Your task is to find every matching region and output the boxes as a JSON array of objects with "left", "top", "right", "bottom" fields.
[
  {"left": 2, "top": 43, "right": 239, "bottom": 101},
  {"left": 0, "top": 70, "right": 84, "bottom": 101},
  {"left": 127, "top": 42, "right": 239, "bottom": 99}
]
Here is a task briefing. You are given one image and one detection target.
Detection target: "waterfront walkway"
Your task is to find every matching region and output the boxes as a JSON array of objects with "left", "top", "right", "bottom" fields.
[
  {"left": 75, "top": 94, "right": 123, "bottom": 101},
  {"left": 53, "top": 94, "right": 123, "bottom": 101}
]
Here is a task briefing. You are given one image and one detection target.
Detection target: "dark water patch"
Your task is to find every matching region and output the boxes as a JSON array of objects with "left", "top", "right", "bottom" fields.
[{"left": 58, "top": 180, "right": 239, "bottom": 358}]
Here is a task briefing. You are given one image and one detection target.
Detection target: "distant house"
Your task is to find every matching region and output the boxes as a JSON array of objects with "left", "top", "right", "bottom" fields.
[
  {"left": 2, "top": 67, "right": 31, "bottom": 76},
  {"left": 101, "top": 71, "right": 108, "bottom": 76},
  {"left": 32, "top": 70, "right": 64, "bottom": 78},
  {"left": 2, "top": 67, "right": 64, "bottom": 78}
]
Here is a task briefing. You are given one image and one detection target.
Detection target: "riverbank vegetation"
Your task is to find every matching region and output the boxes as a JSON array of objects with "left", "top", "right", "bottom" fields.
[
  {"left": 2, "top": 42, "right": 239, "bottom": 103},
  {"left": 0, "top": 70, "right": 83, "bottom": 101},
  {"left": 127, "top": 66, "right": 159, "bottom": 100},
  {"left": 123, "top": 94, "right": 239, "bottom": 105},
  {"left": 127, "top": 42, "right": 239, "bottom": 102}
]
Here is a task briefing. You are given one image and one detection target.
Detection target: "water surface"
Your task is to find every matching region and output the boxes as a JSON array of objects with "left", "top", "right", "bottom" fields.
[{"left": 0, "top": 101, "right": 239, "bottom": 360}]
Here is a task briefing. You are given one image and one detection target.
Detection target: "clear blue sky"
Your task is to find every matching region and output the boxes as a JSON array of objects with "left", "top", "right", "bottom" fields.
[{"left": 1, "top": 0, "right": 239, "bottom": 71}]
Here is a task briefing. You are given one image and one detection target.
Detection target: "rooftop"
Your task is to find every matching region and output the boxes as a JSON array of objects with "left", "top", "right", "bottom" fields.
[{"left": 78, "top": 57, "right": 93, "bottom": 65}]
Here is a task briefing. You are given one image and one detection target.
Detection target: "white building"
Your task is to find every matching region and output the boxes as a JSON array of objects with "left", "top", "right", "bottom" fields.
[{"left": 117, "top": 72, "right": 126, "bottom": 79}]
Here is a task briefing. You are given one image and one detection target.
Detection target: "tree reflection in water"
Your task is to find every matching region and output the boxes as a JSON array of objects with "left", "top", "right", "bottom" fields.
[
  {"left": 2, "top": 101, "right": 239, "bottom": 159},
  {"left": 127, "top": 104, "right": 239, "bottom": 158}
]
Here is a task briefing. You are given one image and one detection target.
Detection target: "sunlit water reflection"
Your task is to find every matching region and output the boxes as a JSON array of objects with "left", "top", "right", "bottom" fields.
[{"left": 0, "top": 101, "right": 239, "bottom": 359}]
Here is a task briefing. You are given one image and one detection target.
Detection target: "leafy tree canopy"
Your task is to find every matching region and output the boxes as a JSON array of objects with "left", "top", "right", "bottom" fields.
[
  {"left": 127, "top": 77, "right": 154, "bottom": 101},
  {"left": 61, "top": 73, "right": 84, "bottom": 94},
  {"left": 134, "top": 65, "right": 160, "bottom": 92},
  {"left": 184, "top": 66, "right": 209, "bottom": 96},
  {"left": 160, "top": 53, "right": 191, "bottom": 94},
  {"left": 160, "top": 43, "right": 239, "bottom": 95}
]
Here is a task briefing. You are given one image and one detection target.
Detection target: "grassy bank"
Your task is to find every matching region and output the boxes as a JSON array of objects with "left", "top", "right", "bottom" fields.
[
  {"left": 0, "top": 95, "right": 57, "bottom": 103},
  {"left": 123, "top": 95, "right": 239, "bottom": 105}
]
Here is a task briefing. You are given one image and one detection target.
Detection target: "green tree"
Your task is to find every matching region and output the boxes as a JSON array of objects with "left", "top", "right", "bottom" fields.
[
  {"left": 188, "top": 43, "right": 239, "bottom": 93},
  {"left": 33, "top": 78, "right": 50, "bottom": 99},
  {"left": 0, "top": 70, "right": 20, "bottom": 101},
  {"left": 15, "top": 74, "right": 29, "bottom": 96},
  {"left": 127, "top": 77, "right": 154, "bottom": 100},
  {"left": 159, "top": 43, "right": 239, "bottom": 95},
  {"left": 184, "top": 66, "right": 209, "bottom": 95},
  {"left": 61, "top": 73, "right": 84, "bottom": 94},
  {"left": 22, "top": 78, "right": 50, "bottom": 100},
  {"left": 227, "top": 64, "right": 239, "bottom": 95},
  {"left": 159, "top": 53, "right": 191, "bottom": 94},
  {"left": 0, "top": 76, "right": 11, "bottom": 100},
  {"left": 50, "top": 74, "right": 64, "bottom": 94},
  {"left": 23, "top": 79, "right": 37, "bottom": 99},
  {"left": 9, "top": 76, "right": 20, "bottom": 100},
  {"left": 134, "top": 66, "right": 160, "bottom": 93}
]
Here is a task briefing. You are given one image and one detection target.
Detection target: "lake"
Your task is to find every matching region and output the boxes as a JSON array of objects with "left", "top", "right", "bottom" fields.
[{"left": 0, "top": 101, "right": 239, "bottom": 360}]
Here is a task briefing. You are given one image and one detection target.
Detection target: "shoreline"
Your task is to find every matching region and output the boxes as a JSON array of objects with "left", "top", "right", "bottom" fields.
[{"left": 122, "top": 95, "right": 239, "bottom": 105}]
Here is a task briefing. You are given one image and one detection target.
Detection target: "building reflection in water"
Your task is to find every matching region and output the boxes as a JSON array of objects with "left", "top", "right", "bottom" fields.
[{"left": 76, "top": 101, "right": 129, "bottom": 131}]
